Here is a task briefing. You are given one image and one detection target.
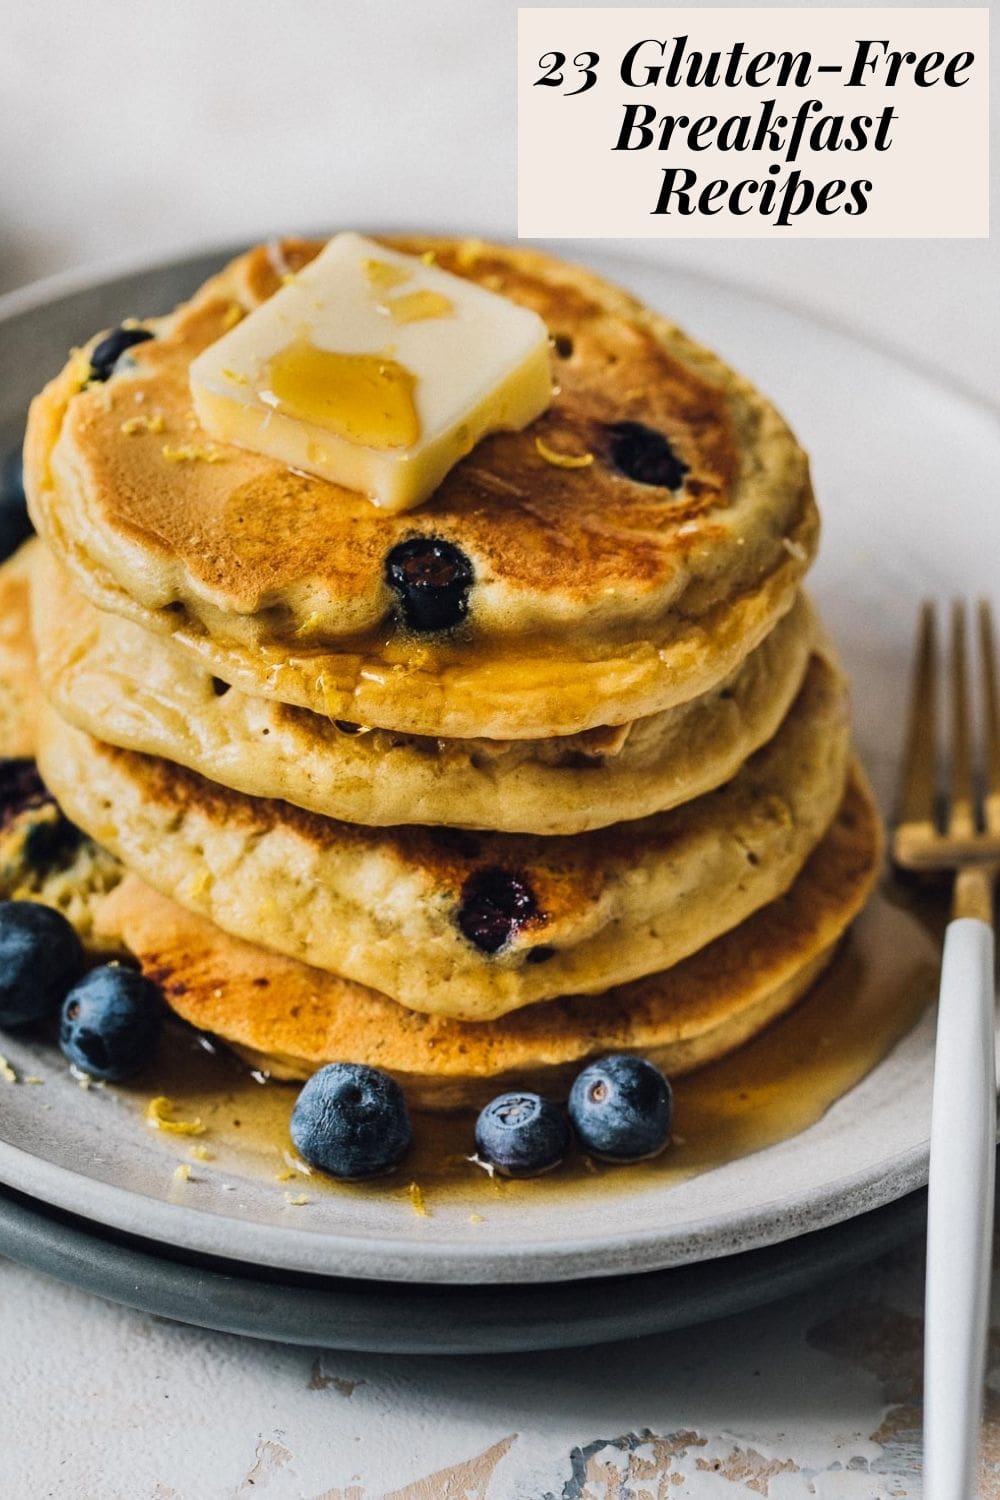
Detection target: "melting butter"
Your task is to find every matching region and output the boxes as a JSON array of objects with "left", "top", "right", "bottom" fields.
[{"left": 189, "top": 231, "right": 552, "bottom": 511}]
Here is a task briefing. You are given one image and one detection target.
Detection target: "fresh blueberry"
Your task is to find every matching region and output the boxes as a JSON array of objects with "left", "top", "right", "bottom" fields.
[
  {"left": 0, "top": 758, "right": 81, "bottom": 868},
  {"left": 0, "top": 759, "right": 53, "bottom": 827},
  {"left": 457, "top": 867, "right": 540, "bottom": 954},
  {"left": 59, "top": 963, "right": 163, "bottom": 1081},
  {"left": 568, "top": 1055, "right": 672, "bottom": 1163},
  {"left": 0, "top": 450, "right": 32, "bottom": 562},
  {"left": 290, "top": 1062, "right": 411, "bottom": 1179},
  {"left": 88, "top": 325, "right": 154, "bottom": 383},
  {"left": 0, "top": 901, "right": 84, "bottom": 1029},
  {"left": 605, "top": 421, "right": 689, "bottom": 490},
  {"left": 475, "top": 1091, "right": 569, "bottom": 1178},
  {"left": 384, "top": 537, "right": 474, "bottom": 632},
  {"left": 23, "top": 810, "right": 83, "bottom": 871}
]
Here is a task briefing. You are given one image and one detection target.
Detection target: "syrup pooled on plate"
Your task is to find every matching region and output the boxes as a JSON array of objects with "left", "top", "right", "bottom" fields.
[{"left": 133, "top": 887, "right": 939, "bottom": 1219}]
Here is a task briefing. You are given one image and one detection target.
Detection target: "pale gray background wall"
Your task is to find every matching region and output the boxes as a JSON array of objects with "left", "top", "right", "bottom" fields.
[{"left": 2, "top": 0, "right": 997, "bottom": 400}]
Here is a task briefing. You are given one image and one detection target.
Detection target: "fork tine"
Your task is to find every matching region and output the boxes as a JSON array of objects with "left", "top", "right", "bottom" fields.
[
  {"left": 979, "top": 599, "right": 1000, "bottom": 833},
  {"left": 897, "top": 601, "right": 940, "bottom": 832},
  {"left": 948, "top": 600, "right": 977, "bottom": 838}
]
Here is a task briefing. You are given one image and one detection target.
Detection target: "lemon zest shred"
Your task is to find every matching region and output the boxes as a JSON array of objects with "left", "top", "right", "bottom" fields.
[
  {"left": 407, "top": 1182, "right": 429, "bottom": 1218},
  {"left": 222, "top": 302, "right": 245, "bottom": 330},
  {"left": 161, "top": 443, "right": 223, "bottom": 464},
  {"left": 284, "top": 1192, "right": 310, "bottom": 1206},
  {"left": 120, "top": 412, "right": 164, "bottom": 436},
  {"left": 146, "top": 1095, "right": 206, "bottom": 1136},
  {"left": 534, "top": 436, "right": 594, "bottom": 471},
  {"left": 69, "top": 349, "right": 93, "bottom": 390},
  {"left": 173, "top": 1163, "right": 192, "bottom": 1183},
  {"left": 0, "top": 1055, "right": 17, "bottom": 1083},
  {"left": 294, "top": 611, "right": 323, "bottom": 639}
]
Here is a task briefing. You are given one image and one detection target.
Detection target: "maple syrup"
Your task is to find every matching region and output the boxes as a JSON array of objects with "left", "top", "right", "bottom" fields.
[
  {"left": 363, "top": 258, "right": 411, "bottom": 292},
  {"left": 385, "top": 290, "right": 454, "bottom": 325},
  {"left": 140, "top": 886, "right": 941, "bottom": 1216},
  {"left": 263, "top": 341, "right": 420, "bottom": 450}
]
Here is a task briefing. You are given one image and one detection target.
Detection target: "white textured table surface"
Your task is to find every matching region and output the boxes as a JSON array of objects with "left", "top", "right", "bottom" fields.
[
  {"left": 2, "top": 2, "right": 999, "bottom": 1496},
  {"left": 4, "top": 1222, "right": 1000, "bottom": 1500}
]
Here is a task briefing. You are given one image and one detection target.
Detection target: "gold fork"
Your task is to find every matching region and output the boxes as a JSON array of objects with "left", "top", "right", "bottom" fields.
[{"left": 893, "top": 600, "right": 999, "bottom": 1500}]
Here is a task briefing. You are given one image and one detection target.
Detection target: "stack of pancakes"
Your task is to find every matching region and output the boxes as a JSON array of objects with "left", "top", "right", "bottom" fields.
[{"left": 18, "top": 237, "right": 881, "bottom": 1110}]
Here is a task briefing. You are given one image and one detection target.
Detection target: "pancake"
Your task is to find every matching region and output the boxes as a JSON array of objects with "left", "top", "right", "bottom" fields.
[
  {"left": 33, "top": 542, "right": 817, "bottom": 835},
  {"left": 0, "top": 544, "right": 123, "bottom": 946},
  {"left": 0, "top": 541, "right": 40, "bottom": 759},
  {"left": 0, "top": 552, "right": 882, "bottom": 1112},
  {"left": 35, "top": 653, "right": 850, "bottom": 1021},
  {"left": 24, "top": 235, "right": 818, "bottom": 740},
  {"left": 94, "top": 766, "right": 881, "bottom": 1109}
]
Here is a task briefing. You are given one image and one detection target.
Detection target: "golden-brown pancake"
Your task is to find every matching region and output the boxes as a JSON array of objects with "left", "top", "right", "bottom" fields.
[
  {"left": 32, "top": 540, "right": 817, "bottom": 835},
  {"left": 94, "top": 766, "right": 881, "bottom": 1109},
  {"left": 0, "top": 544, "right": 123, "bottom": 945},
  {"left": 25, "top": 236, "right": 817, "bottom": 739},
  {"left": 35, "top": 654, "right": 850, "bottom": 1021},
  {"left": 0, "top": 541, "right": 39, "bottom": 758}
]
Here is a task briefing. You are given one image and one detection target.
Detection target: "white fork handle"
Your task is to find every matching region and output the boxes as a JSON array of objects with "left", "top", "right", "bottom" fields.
[{"left": 924, "top": 917, "right": 996, "bottom": 1500}]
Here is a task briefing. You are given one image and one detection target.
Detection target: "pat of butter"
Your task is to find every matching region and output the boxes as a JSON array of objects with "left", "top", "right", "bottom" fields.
[{"left": 189, "top": 233, "right": 553, "bottom": 512}]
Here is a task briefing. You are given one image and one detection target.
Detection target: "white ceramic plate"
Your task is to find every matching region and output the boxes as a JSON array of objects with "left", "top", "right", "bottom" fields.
[{"left": 0, "top": 246, "right": 995, "bottom": 1286}]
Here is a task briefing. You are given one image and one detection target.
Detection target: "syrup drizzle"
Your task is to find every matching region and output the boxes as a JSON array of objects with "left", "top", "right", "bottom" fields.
[
  {"left": 136, "top": 885, "right": 940, "bottom": 1216},
  {"left": 263, "top": 341, "right": 420, "bottom": 450}
]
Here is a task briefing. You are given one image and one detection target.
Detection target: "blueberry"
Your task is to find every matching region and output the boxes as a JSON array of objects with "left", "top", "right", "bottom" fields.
[
  {"left": 0, "top": 759, "right": 53, "bottom": 828},
  {"left": 457, "top": 867, "right": 540, "bottom": 955},
  {"left": 605, "top": 421, "right": 689, "bottom": 490},
  {"left": 384, "top": 537, "right": 474, "bottom": 632},
  {"left": 0, "top": 901, "right": 84, "bottom": 1029},
  {"left": 23, "top": 809, "right": 82, "bottom": 870},
  {"left": 569, "top": 1055, "right": 672, "bottom": 1163},
  {"left": 59, "top": 963, "right": 163, "bottom": 1081},
  {"left": 88, "top": 326, "right": 154, "bottom": 383},
  {"left": 290, "top": 1062, "right": 411, "bottom": 1179},
  {"left": 0, "top": 450, "right": 32, "bottom": 562},
  {"left": 474, "top": 1092, "right": 569, "bottom": 1178}
]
